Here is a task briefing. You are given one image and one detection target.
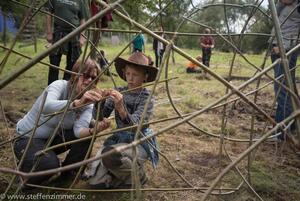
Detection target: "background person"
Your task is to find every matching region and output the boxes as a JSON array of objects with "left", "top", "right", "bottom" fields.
[
  {"left": 269, "top": 0, "right": 300, "bottom": 140},
  {"left": 186, "top": 55, "right": 202, "bottom": 74},
  {"left": 153, "top": 26, "right": 166, "bottom": 67},
  {"left": 97, "top": 50, "right": 109, "bottom": 71},
  {"left": 132, "top": 33, "right": 145, "bottom": 53},
  {"left": 199, "top": 28, "right": 215, "bottom": 68},
  {"left": 45, "top": 0, "right": 88, "bottom": 85}
]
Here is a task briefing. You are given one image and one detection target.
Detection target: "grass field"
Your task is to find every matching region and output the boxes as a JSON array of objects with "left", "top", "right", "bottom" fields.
[{"left": 0, "top": 40, "right": 300, "bottom": 201}]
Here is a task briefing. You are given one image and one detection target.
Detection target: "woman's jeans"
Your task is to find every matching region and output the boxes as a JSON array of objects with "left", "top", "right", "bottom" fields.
[
  {"left": 271, "top": 49, "right": 299, "bottom": 137},
  {"left": 14, "top": 129, "right": 91, "bottom": 185}
]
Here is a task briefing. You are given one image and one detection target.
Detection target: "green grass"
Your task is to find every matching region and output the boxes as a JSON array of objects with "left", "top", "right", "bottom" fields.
[{"left": 250, "top": 161, "right": 300, "bottom": 201}]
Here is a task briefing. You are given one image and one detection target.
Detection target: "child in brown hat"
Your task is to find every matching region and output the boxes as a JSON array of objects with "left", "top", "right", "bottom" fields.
[{"left": 86, "top": 52, "right": 159, "bottom": 188}]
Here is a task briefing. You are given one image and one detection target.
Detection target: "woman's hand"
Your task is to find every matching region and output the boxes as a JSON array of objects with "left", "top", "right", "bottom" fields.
[
  {"left": 73, "top": 88, "right": 108, "bottom": 107},
  {"left": 80, "top": 118, "right": 111, "bottom": 138}
]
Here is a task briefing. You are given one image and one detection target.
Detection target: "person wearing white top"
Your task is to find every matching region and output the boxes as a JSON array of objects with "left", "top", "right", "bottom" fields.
[
  {"left": 153, "top": 26, "right": 166, "bottom": 67},
  {"left": 14, "top": 58, "right": 110, "bottom": 186}
]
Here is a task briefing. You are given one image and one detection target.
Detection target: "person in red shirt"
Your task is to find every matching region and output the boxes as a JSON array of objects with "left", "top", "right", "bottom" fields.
[{"left": 199, "top": 28, "right": 215, "bottom": 68}]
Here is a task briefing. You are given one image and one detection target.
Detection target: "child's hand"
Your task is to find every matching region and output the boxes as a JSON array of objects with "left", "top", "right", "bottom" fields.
[
  {"left": 108, "top": 90, "right": 127, "bottom": 119},
  {"left": 109, "top": 90, "right": 124, "bottom": 109}
]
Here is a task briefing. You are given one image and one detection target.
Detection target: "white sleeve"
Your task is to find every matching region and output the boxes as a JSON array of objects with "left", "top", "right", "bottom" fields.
[
  {"left": 43, "top": 81, "right": 69, "bottom": 114},
  {"left": 73, "top": 105, "right": 94, "bottom": 138}
]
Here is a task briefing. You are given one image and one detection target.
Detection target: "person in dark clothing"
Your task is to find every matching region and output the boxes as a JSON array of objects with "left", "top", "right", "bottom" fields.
[
  {"left": 45, "top": 0, "right": 88, "bottom": 85},
  {"left": 153, "top": 26, "right": 166, "bottom": 67},
  {"left": 98, "top": 50, "right": 109, "bottom": 70},
  {"left": 269, "top": 0, "right": 300, "bottom": 141},
  {"left": 199, "top": 28, "right": 215, "bottom": 68},
  {"left": 96, "top": 50, "right": 111, "bottom": 76}
]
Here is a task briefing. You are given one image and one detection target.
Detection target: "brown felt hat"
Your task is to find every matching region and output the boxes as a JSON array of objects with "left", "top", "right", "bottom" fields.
[{"left": 115, "top": 52, "right": 158, "bottom": 82}]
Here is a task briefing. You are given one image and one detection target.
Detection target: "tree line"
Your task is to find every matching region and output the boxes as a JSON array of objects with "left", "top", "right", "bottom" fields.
[{"left": 0, "top": 0, "right": 272, "bottom": 53}]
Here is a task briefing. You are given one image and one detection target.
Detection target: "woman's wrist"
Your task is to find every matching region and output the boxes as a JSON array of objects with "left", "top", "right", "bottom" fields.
[
  {"left": 73, "top": 100, "right": 77, "bottom": 108},
  {"left": 91, "top": 124, "right": 101, "bottom": 135},
  {"left": 73, "top": 100, "right": 80, "bottom": 108}
]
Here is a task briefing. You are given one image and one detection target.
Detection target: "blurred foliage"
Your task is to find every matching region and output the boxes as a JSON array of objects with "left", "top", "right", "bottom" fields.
[{"left": 1, "top": 0, "right": 273, "bottom": 53}]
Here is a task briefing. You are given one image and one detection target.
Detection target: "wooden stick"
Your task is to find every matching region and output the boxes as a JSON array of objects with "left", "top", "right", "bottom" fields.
[{"left": 43, "top": 77, "right": 178, "bottom": 117}]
